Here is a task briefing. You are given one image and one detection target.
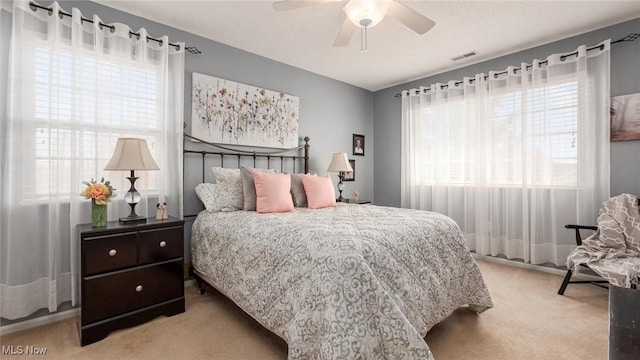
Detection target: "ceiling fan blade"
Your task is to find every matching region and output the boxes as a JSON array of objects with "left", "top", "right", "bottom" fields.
[
  {"left": 273, "top": 1, "right": 326, "bottom": 12},
  {"left": 388, "top": 1, "right": 435, "bottom": 35},
  {"left": 333, "top": 15, "right": 357, "bottom": 47}
]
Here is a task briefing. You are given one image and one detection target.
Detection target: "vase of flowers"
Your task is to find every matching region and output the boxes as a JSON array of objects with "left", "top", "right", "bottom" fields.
[{"left": 81, "top": 178, "right": 115, "bottom": 227}]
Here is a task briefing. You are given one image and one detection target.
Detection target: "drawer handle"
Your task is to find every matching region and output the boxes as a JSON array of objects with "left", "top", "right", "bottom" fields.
[
  {"left": 108, "top": 249, "right": 117, "bottom": 257},
  {"left": 159, "top": 241, "right": 167, "bottom": 248},
  {"left": 135, "top": 285, "right": 143, "bottom": 292}
]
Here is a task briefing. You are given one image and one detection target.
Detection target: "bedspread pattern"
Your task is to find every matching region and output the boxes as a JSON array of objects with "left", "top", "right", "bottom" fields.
[{"left": 192, "top": 204, "right": 492, "bottom": 359}]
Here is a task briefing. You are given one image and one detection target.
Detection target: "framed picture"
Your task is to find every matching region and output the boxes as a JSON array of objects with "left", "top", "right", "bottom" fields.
[
  {"left": 353, "top": 134, "right": 365, "bottom": 156},
  {"left": 342, "top": 159, "right": 355, "bottom": 182},
  {"left": 611, "top": 93, "right": 640, "bottom": 141},
  {"left": 191, "top": 72, "right": 299, "bottom": 148}
]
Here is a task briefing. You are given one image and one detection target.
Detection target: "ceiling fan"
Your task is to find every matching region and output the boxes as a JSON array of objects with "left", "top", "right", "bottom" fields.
[{"left": 273, "top": 0, "right": 436, "bottom": 50}]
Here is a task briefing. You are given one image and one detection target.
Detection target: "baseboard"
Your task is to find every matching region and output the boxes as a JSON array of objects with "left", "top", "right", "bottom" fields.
[
  {"left": 472, "top": 253, "right": 565, "bottom": 275},
  {"left": 472, "top": 253, "right": 602, "bottom": 280},
  {"left": 1, "top": 279, "right": 197, "bottom": 337},
  {"left": 0, "top": 308, "right": 79, "bottom": 337}
]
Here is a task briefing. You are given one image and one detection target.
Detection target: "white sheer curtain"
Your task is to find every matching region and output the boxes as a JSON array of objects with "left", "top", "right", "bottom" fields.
[
  {"left": 401, "top": 41, "right": 610, "bottom": 266},
  {"left": 0, "top": 0, "right": 184, "bottom": 320}
]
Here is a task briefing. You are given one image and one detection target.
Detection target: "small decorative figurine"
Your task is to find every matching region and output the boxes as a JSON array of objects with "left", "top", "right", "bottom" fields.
[
  {"left": 352, "top": 191, "right": 360, "bottom": 202},
  {"left": 156, "top": 202, "right": 168, "bottom": 220}
]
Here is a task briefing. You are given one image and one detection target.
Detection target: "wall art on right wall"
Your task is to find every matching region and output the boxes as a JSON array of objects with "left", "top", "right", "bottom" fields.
[
  {"left": 353, "top": 134, "right": 365, "bottom": 156},
  {"left": 611, "top": 93, "right": 640, "bottom": 141}
]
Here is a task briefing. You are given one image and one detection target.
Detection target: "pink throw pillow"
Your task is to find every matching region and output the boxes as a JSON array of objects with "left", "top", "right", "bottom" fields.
[
  {"left": 300, "top": 174, "right": 336, "bottom": 209},
  {"left": 253, "top": 172, "right": 294, "bottom": 214}
]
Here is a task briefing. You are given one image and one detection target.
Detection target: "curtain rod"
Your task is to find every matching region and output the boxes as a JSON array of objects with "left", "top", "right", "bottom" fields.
[
  {"left": 28, "top": 2, "right": 181, "bottom": 51},
  {"left": 394, "top": 33, "right": 640, "bottom": 98}
]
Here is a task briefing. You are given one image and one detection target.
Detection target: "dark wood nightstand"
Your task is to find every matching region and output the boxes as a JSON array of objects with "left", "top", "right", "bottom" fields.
[
  {"left": 78, "top": 217, "right": 185, "bottom": 346},
  {"left": 339, "top": 199, "right": 371, "bottom": 204}
]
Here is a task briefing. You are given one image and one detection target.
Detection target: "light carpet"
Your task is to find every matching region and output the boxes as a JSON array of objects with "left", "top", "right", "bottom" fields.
[{"left": 0, "top": 259, "right": 608, "bottom": 359}]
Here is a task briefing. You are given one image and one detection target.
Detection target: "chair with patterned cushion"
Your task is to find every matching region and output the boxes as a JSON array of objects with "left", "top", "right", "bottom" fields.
[{"left": 557, "top": 224, "right": 609, "bottom": 295}]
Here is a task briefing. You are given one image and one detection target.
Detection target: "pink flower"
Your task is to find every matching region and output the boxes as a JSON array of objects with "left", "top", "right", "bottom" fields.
[{"left": 81, "top": 178, "right": 115, "bottom": 205}]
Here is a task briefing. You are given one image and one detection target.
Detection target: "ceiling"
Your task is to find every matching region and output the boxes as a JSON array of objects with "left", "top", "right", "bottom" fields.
[{"left": 96, "top": 0, "right": 640, "bottom": 91}]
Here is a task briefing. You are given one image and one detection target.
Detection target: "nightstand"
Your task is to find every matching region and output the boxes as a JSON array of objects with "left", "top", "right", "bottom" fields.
[
  {"left": 78, "top": 217, "right": 185, "bottom": 346},
  {"left": 339, "top": 199, "right": 372, "bottom": 204}
]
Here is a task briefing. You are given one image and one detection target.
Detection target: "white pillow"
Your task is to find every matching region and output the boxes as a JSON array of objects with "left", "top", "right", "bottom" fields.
[
  {"left": 194, "top": 183, "right": 221, "bottom": 212},
  {"left": 212, "top": 167, "right": 243, "bottom": 211}
]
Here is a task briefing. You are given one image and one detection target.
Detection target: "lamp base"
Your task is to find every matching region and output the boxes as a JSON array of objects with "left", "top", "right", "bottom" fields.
[
  {"left": 336, "top": 173, "right": 345, "bottom": 202},
  {"left": 120, "top": 171, "right": 146, "bottom": 224},
  {"left": 119, "top": 214, "right": 147, "bottom": 224}
]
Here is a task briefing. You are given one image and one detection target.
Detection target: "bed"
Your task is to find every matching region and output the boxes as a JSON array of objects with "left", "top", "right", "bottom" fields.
[{"left": 185, "top": 135, "right": 493, "bottom": 359}]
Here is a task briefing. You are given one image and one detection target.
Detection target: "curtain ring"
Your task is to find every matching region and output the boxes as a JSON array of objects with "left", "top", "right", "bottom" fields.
[
  {"left": 599, "top": 44, "right": 604, "bottom": 50},
  {"left": 99, "top": 23, "right": 103, "bottom": 30},
  {"left": 560, "top": 55, "right": 566, "bottom": 61},
  {"left": 493, "top": 73, "right": 499, "bottom": 79},
  {"left": 110, "top": 26, "right": 115, "bottom": 34},
  {"left": 48, "top": 8, "right": 53, "bottom": 16},
  {"left": 29, "top": 3, "right": 36, "bottom": 11},
  {"left": 174, "top": 44, "right": 181, "bottom": 51}
]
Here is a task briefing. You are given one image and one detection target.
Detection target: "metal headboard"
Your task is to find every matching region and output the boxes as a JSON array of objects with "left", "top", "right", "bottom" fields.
[{"left": 183, "top": 133, "right": 310, "bottom": 218}]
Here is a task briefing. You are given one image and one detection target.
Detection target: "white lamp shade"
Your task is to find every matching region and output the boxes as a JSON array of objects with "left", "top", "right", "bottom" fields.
[
  {"left": 104, "top": 138, "right": 159, "bottom": 171},
  {"left": 344, "top": 0, "right": 392, "bottom": 28},
  {"left": 327, "top": 152, "right": 354, "bottom": 172}
]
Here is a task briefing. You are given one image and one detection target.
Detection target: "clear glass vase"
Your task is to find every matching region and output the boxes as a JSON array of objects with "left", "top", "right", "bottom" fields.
[{"left": 91, "top": 199, "right": 107, "bottom": 227}]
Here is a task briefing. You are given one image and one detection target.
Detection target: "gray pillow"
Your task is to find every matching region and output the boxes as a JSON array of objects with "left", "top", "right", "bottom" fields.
[
  {"left": 290, "top": 174, "right": 308, "bottom": 207},
  {"left": 241, "top": 166, "right": 275, "bottom": 211}
]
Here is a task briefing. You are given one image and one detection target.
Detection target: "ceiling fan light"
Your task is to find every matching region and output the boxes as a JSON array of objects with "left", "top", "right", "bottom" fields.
[{"left": 344, "top": 0, "right": 392, "bottom": 28}]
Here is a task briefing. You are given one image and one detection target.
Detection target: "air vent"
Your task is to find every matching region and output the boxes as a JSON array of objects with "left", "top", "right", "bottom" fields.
[{"left": 451, "top": 51, "right": 478, "bottom": 61}]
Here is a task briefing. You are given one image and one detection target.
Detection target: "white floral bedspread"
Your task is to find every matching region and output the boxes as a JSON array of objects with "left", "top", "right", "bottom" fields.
[{"left": 191, "top": 203, "right": 493, "bottom": 359}]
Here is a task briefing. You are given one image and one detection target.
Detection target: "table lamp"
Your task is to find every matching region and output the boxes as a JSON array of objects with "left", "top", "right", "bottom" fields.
[
  {"left": 327, "top": 152, "right": 353, "bottom": 202},
  {"left": 105, "top": 138, "right": 159, "bottom": 223}
]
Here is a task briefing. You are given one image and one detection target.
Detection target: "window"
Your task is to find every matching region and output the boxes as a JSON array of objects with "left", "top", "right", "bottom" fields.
[
  {"left": 416, "top": 78, "right": 579, "bottom": 187},
  {"left": 24, "top": 41, "right": 162, "bottom": 200}
]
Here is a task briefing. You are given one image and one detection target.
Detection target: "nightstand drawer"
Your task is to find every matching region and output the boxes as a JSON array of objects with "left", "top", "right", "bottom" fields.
[
  {"left": 82, "top": 260, "right": 183, "bottom": 324},
  {"left": 139, "top": 226, "right": 183, "bottom": 264},
  {"left": 84, "top": 233, "right": 137, "bottom": 276}
]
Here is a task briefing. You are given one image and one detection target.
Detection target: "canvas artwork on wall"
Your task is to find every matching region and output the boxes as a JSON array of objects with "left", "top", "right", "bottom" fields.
[
  {"left": 611, "top": 93, "right": 640, "bottom": 142},
  {"left": 191, "top": 73, "right": 299, "bottom": 148}
]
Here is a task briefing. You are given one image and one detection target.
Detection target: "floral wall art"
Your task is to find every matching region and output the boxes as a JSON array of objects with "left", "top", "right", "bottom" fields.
[{"left": 191, "top": 73, "right": 299, "bottom": 148}]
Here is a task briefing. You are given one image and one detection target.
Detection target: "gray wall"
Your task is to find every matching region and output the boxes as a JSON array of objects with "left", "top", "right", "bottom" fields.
[
  {"left": 56, "top": 1, "right": 375, "bottom": 261},
  {"left": 373, "top": 17, "right": 640, "bottom": 207}
]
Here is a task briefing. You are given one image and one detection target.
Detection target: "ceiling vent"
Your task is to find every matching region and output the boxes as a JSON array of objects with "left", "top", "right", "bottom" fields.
[{"left": 451, "top": 51, "right": 478, "bottom": 61}]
